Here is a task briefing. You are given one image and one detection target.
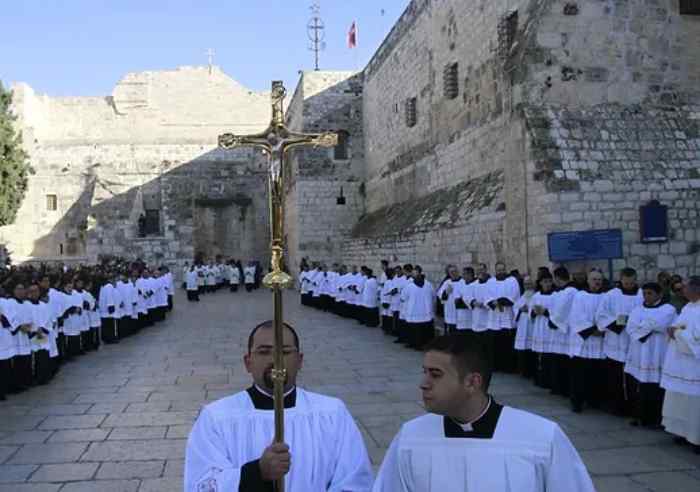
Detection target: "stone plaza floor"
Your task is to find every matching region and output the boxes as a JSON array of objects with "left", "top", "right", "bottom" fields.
[{"left": 0, "top": 289, "right": 699, "bottom": 491}]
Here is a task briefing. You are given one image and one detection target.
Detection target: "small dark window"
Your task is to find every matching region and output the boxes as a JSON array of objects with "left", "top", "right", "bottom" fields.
[
  {"left": 680, "top": 0, "right": 700, "bottom": 15},
  {"left": 497, "top": 10, "right": 518, "bottom": 61},
  {"left": 144, "top": 209, "right": 160, "bottom": 236},
  {"left": 334, "top": 131, "right": 349, "bottom": 160},
  {"left": 444, "top": 63, "right": 459, "bottom": 99},
  {"left": 406, "top": 97, "right": 417, "bottom": 127},
  {"left": 59, "top": 243, "right": 64, "bottom": 255},
  {"left": 46, "top": 194, "right": 58, "bottom": 211}
]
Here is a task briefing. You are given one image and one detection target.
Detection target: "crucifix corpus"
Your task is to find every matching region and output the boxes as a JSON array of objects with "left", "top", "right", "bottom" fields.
[{"left": 218, "top": 81, "right": 337, "bottom": 491}]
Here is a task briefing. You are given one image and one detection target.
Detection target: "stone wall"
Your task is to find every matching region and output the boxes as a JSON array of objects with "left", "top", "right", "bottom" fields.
[
  {"left": 2, "top": 67, "right": 271, "bottom": 270},
  {"left": 345, "top": 0, "right": 700, "bottom": 283},
  {"left": 523, "top": 103, "right": 700, "bottom": 280},
  {"left": 284, "top": 71, "right": 366, "bottom": 276}
]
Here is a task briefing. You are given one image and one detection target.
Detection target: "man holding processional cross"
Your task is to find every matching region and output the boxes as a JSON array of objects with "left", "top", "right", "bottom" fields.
[{"left": 184, "top": 81, "right": 374, "bottom": 492}]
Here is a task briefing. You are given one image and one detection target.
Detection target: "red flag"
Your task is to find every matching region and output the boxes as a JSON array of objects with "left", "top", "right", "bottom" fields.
[{"left": 347, "top": 21, "right": 357, "bottom": 49}]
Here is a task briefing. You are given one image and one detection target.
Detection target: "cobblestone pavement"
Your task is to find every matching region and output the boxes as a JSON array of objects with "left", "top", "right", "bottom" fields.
[{"left": 1, "top": 289, "right": 698, "bottom": 491}]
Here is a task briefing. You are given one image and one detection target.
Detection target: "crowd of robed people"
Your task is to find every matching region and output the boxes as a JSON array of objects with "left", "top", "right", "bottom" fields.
[
  {"left": 182, "top": 259, "right": 262, "bottom": 301},
  {"left": 0, "top": 259, "right": 175, "bottom": 401},
  {"left": 299, "top": 259, "right": 700, "bottom": 455}
]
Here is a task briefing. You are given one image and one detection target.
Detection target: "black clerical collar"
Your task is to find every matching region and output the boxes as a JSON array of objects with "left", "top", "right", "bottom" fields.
[
  {"left": 643, "top": 300, "right": 663, "bottom": 309},
  {"left": 495, "top": 274, "right": 507, "bottom": 281},
  {"left": 538, "top": 289, "right": 553, "bottom": 295},
  {"left": 246, "top": 385, "right": 297, "bottom": 410},
  {"left": 443, "top": 397, "right": 503, "bottom": 439},
  {"left": 478, "top": 276, "right": 490, "bottom": 284},
  {"left": 621, "top": 286, "right": 639, "bottom": 296}
]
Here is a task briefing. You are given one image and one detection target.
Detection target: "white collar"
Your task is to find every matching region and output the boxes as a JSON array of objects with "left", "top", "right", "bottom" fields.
[
  {"left": 254, "top": 384, "right": 296, "bottom": 399},
  {"left": 452, "top": 396, "right": 492, "bottom": 432}
]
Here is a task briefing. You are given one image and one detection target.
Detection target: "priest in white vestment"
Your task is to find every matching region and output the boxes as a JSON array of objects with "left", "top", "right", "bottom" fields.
[
  {"left": 185, "top": 320, "right": 374, "bottom": 491},
  {"left": 437, "top": 266, "right": 461, "bottom": 334},
  {"left": 661, "top": 276, "right": 700, "bottom": 453},
  {"left": 595, "top": 268, "right": 643, "bottom": 415},
  {"left": 624, "top": 282, "right": 676, "bottom": 427},
  {"left": 372, "top": 332, "right": 595, "bottom": 492},
  {"left": 567, "top": 270, "right": 607, "bottom": 413}
]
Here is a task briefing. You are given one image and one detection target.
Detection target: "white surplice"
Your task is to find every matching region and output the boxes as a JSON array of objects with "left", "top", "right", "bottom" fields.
[
  {"left": 624, "top": 302, "right": 676, "bottom": 383},
  {"left": 437, "top": 279, "right": 460, "bottom": 325},
  {"left": 470, "top": 279, "right": 494, "bottom": 332},
  {"left": 660, "top": 301, "right": 700, "bottom": 445},
  {"left": 596, "top": 288, "right": 643, "bottom": 362},
  {"left": 485, "top": 276, "right": 520, "bottom": 330},
  {"left": 455, "top": 280, "right": 475, "bottom": 331},
  {"left": 185, "top": 388, "right": 373, "bottom": 492},
  {"left": 372, "top": 407, "right": 595, "bottom": 492},
  {"left": 567, "top": 291, "right": 606, "bottom": 359},
  {"left": 513, "top": 289, "right": 535, "bottom": 350}
]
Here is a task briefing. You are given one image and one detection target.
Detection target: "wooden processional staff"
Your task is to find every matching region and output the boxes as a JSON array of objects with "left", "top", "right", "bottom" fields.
[{"left": 218, "top": 81, "right": 338, "bottom": 492}]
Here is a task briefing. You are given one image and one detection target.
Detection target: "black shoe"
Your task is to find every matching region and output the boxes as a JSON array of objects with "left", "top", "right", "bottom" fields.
[
  {"left": 571, "top": 403, "right": 583, "bottom": 414},
  {"left": 393, "top": 339, "right": 403, "bottom": 344},
  {"left": 629, "top": 420, "right": 641, "bottom": 427}
]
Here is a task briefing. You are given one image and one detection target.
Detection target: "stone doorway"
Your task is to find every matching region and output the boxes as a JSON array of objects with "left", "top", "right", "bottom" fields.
[{"left": 193, "top": 196, "right": 255, "bottom": 260}]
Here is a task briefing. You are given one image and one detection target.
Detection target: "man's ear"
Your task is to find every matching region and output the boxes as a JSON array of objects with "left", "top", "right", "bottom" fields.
[{"left": 243, "top": 353, "right": 252, "bottom": 373}]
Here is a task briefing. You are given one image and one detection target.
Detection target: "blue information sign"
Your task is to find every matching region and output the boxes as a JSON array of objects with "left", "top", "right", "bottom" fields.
[{"left": 547, "top": 229, "right": 623, "bottom": 263}]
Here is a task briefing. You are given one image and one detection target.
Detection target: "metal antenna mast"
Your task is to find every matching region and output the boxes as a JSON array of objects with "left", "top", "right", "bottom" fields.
[{"left": 307, "top": 2, "right": 326, "bottom": 71}]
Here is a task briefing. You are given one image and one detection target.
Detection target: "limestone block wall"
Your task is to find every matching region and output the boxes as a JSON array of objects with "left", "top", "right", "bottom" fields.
[
  {"left": 524, "top": 104, "right": 700, "bottom": 280},
  {"left": 284, "top": 71, "right": 366, "bottom": 276},
  {"left": 3, "top": 67, "right": 271, "bottom": 268},
  {"left": 344, "top": 0, "right": 700, "bottom": 283},
  {"left": 343, "top": 172, "right": 506, "bottom": 283}
]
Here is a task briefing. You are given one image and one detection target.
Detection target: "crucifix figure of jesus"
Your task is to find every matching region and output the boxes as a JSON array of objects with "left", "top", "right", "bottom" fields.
[{"left": 218, "top": 80, "right": 337, "bottom": 492}]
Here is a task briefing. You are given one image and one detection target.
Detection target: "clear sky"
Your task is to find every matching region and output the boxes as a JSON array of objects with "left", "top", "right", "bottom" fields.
[{"left": 1, "top": 0, "right": 410, "bottom": 97}]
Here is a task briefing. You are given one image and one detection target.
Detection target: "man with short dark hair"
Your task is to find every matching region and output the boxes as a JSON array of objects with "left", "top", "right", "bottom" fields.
[
  {"left": 372, "top": 333, "right": 595, "bottom": 491},
  {"left": 185, "top": 321, "right": 373, "bottom": 491}
]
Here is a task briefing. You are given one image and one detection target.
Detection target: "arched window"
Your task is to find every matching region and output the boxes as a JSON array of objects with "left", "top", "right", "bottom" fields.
[{"left": 334, "top": 131, "right": 350, "bottom": 161}]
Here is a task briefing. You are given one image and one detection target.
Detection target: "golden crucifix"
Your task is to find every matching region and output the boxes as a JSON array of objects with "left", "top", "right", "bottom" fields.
[{"left": 218, "top": 80, "right": 337, "bottom": 492}]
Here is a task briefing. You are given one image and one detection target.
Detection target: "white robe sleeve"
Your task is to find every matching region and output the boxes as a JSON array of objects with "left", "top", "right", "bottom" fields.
[
  {"left": 550, "top": 288, "right": 576, "bottom": 333},
  {"left": 371, "top": 433, "right": 408, "bottom": 492},
  {"left": 676, "top": 311, "right": 700, "bottom": 359},
  {"left": 595, "top": 291, "right": 618, "bottom": 333},
  {"left": 327, "top": 405, "right": 374, "bottom": 491},
  {"left": 184, "top": 407, "right": 244, "bottom": 492},
  {"left": 545, "top": 425, "right": 596, "bottom": 492}
]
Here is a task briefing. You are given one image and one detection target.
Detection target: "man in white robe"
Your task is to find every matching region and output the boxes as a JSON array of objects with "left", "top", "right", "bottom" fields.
[
  {"left": 567, "top": 270, "right": 607, "bottom": 413},
  {"left": 396, "top": 264, "right": 415, "bottom": 345},
  {"left": 360, "top": 268, "right": 379, "bottom": 327},
  {"left": 380, "top": 268, "right": 395, "bottom": 334},
  {"left": 244, "top": 263, "right": 256, "bottom": 292},
  {"left": 186, "top": 265, "right": 200, "bottom": 302},
  {"left": 661, "top": 275, "right": 700, "bottom": 453},
  {"left": 0, "top": 294, "right": 14, "bottom": 399},
  {"left": 372, "top": 333, "right": 595, "bottom": 492},
  {"left": 595, "top": 267, "right": 643, "bottom": 415},
  {"left": 546, "top": 267, "right": 578, "bottom": 396},
  {"left": 454, "top": 267, "right": 476, "bottom": 333},
  {"left": 403, "top": 274, "right": 435, "bottom": 349},
  {"left": 485, "top": 262, "right": 521, "bottom": 373},
  {"left": 229, "top": 262, "right": 241, "bottom": 293},
  {"left": 185, "top": 320, "right": 374, "bottom": 491},
  {"left": 624, "top": 282, "right": 676, "bottom": 428},
  {"left": 513, "top": 275, "right": 536, "bottom": 378},
  {"left": 437, "top": 266, "right": 461, "bottom": 334}
]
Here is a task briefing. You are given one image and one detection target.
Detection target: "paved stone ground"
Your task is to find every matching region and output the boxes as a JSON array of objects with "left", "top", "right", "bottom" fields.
[{"left": 0, "top": 289, "right": 698, "bottom": 491}]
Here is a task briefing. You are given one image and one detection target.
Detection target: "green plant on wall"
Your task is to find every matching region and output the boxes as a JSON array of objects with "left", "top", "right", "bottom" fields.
[{"left": 0, "top": 81, "right": 31, "bottom": 226}]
